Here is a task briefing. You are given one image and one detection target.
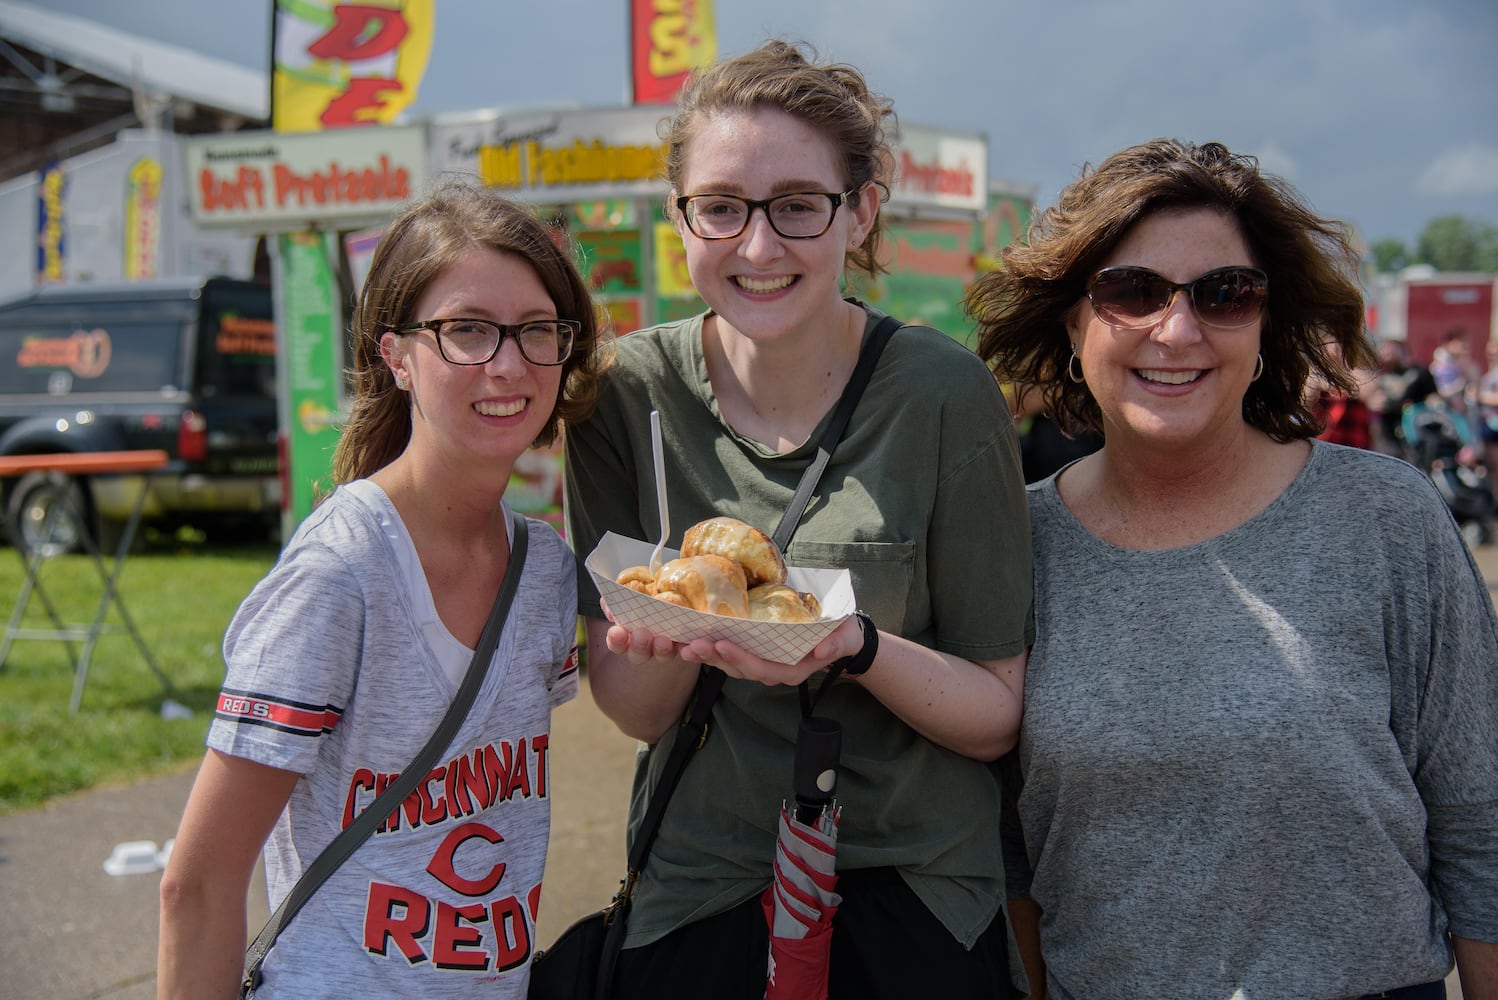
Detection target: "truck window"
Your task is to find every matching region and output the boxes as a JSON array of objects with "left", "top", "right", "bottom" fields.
[
  {"left": 2, "top": 320, "right": 183, "bottom": 396},
  {"left": 197, "top": 285, "right": 277, "bottom": 399}
]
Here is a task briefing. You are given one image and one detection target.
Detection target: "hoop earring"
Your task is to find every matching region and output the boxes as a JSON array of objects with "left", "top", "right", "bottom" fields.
[
  {"left": 1251, "top": 353, "right": 1264, "bottom": 382},
  {"left": 1067, "top": 350, "right": 1085, "bottom": 384}
]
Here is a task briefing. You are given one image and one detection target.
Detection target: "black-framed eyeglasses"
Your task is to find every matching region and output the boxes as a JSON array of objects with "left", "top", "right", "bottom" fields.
[
  {"left": 1086, "top": 266, "right": 1269, "bottom": 330},
  {"left": 675, "top": 190, "right": 855, "bottom": 240},
  {"left": 394, "top": 317, "right": 577, "bottom": 366}
]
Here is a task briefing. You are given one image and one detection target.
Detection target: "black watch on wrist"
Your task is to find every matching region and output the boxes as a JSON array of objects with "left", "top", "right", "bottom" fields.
[{"left": 834, "top": 610, "right": 878, "bottom": 677}]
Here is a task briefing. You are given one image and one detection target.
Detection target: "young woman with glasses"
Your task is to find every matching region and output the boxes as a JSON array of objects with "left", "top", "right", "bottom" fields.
[
  {"left": 970, "top": 139, "right": 1498, "bottom": 999},
  {"left": 563, "top": 39, "right": 1032, "bottom": 1000},
  {"left": 159, "top": 181, "right": 608, "bottom": 999}
]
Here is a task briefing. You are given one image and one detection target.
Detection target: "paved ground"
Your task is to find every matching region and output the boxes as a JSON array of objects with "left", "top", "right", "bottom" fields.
[{"left": 2, "top": 542, "right": 1493, "bottom": 999}]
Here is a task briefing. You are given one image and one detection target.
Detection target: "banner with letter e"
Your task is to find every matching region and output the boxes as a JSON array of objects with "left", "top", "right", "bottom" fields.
[{"left": 272, "top": 0, "right": 435, "bottom": 132}]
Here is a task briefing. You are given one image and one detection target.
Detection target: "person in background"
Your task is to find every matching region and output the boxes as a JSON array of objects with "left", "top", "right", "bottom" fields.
[
  {"left": 1431, "top": 329, "right": 1480, "bottom": 416},
  {"left": 564, "top": 39, "right": 1032, "bottom": 1000},
  {"left": 158, "top": 182, "right": 607, "bottom": 999},
  {"left": 1479, "top": 336, "right": 1498, "bottom": 474},
  {"left": 1007, "top": 382, "right": 1104, "bottom": 483},
  {"left": 1365, "top": 338, "right": 1424, "bottom": 456},
  {"left": 1307, "top": 339, "right": 1377, "bottom": 449},
  {"left": 968, "top": 138, "right": 1498, "bottom": 1000}
]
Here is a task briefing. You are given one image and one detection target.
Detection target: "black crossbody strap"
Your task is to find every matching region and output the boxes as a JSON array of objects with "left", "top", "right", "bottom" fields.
[
  {"left": 772, "top": 313, "right": 902, "bottom": 551},
  {"left": 242, "top": 510, "right": 530, "bottom": 994}
]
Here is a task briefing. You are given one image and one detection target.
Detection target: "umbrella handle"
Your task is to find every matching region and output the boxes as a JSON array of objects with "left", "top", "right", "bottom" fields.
[{"left": 793, "top": 716, "right": 841, "bottom": 824}]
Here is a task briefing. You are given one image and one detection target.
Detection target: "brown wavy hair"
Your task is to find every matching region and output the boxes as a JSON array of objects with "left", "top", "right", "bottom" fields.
[
  {"left": 966, "top": 139, "right": 1371, "bottom": 441},
  {"left": 660, "top": 38, "right": 895, "bottom": 278},
  {"left": 333, "top": 180, "right": 609, "bottom": 484}
]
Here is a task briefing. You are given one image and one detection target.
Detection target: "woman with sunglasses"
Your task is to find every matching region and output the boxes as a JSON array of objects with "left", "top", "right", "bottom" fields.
[
  {"left": 564, "top": 40, "right": 1032, "bottom": 1000},
  {"left": 970, "top": 139, "right": 1498, "bottom": 999},
  {"left": 159, "top": 181, "right": 608, "bottom": 999}
]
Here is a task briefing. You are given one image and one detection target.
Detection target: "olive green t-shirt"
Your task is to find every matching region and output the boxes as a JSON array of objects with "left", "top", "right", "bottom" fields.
[{"left": 563, "top": 305, "right": 1034, "bottom": 948}]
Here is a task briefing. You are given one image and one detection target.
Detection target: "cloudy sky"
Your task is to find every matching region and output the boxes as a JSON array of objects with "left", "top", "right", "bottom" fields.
[{"left": 37, "top": 0, "right": 1498, "bottom": 248}]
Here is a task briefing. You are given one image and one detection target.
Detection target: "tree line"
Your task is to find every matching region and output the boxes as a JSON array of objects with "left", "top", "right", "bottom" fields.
[{"left": 1370, "top": 215, "right": 1498, "bottom": 274}]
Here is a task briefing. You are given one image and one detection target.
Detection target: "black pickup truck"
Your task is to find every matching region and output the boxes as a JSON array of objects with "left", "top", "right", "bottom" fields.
[{"left": 0, "top": 276, "right": 281, "bottom": 552}]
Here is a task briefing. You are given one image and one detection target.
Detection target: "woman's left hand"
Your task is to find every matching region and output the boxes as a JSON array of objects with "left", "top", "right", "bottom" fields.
[{"left": 677, "top": 613, "right": 864, "bottom": 686}]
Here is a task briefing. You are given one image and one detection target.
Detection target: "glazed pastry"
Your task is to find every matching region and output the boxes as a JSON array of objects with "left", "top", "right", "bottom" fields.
[
  {"left": 681, "top": 516, "right": 786, "bottom": 587},
  {"left": 746, "top": 583, "right": 823, "bottom": 623},
  {"left": 652, "top": 555, "right": 749, "bottom": 617},
  {"left": 615, "top": 565, "right": 656, "bottom": 594}
]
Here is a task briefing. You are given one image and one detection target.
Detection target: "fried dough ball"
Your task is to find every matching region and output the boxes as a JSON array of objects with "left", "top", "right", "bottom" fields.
[
  {"left": 746, "top": 583, "right": 823, "bottom": 623},
  {"left": 615, "top": 565, "right": 657, "bottom": 595},
  {"left": 653, "top": 555, "right": 749, "bottom": 617},
  {"left": 681, "top": 516, "right": 786, "bottom": 587}
]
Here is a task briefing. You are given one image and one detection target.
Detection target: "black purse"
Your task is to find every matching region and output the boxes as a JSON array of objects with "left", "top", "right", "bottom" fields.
[
  {"left": 240, "top": 510, "right": 530, "bottom": 998},
  {"left": 527, "top": 314, "right": 900, "bottom": 1000}
]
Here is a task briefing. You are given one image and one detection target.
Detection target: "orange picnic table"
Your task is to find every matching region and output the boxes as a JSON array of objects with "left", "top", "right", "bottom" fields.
[{"left": 0, "top": 450, "right": 175, "bottom": 713}]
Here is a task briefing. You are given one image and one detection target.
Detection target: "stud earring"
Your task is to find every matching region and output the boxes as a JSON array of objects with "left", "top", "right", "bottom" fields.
[{"left": 395, "top": 375, "right": 409, "bottom": 390}]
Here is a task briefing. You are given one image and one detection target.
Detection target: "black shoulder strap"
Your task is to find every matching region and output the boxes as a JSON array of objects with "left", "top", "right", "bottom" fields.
[
  {"left": 242, "top": 510, "right": 530, "bottom": 994},
  {"left": 772, "top": 313, "right": 902, "bottom": 551}
]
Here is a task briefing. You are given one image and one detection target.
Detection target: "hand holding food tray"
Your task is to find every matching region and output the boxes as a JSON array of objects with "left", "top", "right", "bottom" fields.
[{"left": 585, "top": 531, "right": 854, "bottom": 664}]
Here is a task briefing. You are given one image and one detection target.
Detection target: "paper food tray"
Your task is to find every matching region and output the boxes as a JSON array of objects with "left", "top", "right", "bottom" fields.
[{"left": 585, "top": 531, "right": 854, "bottom": 663}]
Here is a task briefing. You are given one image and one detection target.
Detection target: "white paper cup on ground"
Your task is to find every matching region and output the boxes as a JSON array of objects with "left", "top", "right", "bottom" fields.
[
  {"left": 103, "top": 840, "right": 163, "bottom": 876},
  {"left": 585, "top": 532, "right": 854, "bottom": 664}
]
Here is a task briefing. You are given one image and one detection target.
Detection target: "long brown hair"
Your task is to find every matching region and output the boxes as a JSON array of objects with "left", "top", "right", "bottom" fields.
[
  {"left": 333, "top": 181, "right": 609, "bottom": 484},
  {"left": 660, "top": 38, "right": 895, "bottom": 278},
  {"left": 967, "top": 139, "right": 1371, "bottom": 441}
]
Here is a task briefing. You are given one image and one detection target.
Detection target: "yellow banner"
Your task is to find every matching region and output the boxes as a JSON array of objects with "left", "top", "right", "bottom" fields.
[
  {"left": 653, "top": 221, "right": 694, "bottom": 298},
  {"left": 124, "top": 158, "right": 163, "bottom": 279},
  {"left": 272, "top": 0, "right": 434, "bottom": 133}
]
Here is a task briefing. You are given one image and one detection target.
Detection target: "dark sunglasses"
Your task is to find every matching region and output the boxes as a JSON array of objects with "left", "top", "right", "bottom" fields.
[{"left": 1086, "top": 266, "right": 1268, "bottom": 330}]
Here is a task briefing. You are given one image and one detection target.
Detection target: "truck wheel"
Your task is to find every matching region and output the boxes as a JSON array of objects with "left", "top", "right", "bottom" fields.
[{"left": 5, "top": 471, "right": 92, "bottom": 556}]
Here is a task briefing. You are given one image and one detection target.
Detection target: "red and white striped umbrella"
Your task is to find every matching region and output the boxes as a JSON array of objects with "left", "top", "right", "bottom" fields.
[{"left": 762, "top": 717, "right": 842, "bottom": 1000}]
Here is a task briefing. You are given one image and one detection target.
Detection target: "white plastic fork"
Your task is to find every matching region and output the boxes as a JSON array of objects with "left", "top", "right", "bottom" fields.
[{"left": 649, "top": 409, "right": 669, "bottom": 574}]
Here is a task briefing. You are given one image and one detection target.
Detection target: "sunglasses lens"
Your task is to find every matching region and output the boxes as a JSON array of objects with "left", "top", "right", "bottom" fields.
[
  {"left": 1089, "top": 269, "right": 1172, "bottom": 326},
  {"left": 1192, "top": 268, "right": 1267, "bottom": 327},
  {"left": 1089, "top": 267, "right": 1267, "bottom": 328}
]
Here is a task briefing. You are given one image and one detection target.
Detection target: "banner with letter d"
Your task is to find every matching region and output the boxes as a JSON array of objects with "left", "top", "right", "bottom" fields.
[{"left": 273, "top": 0, "right": 434, "bottom": 132}]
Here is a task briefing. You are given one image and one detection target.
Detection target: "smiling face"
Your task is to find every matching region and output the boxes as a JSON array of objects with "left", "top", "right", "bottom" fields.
[
  {"left": 672, "top": 106, "right": 876, "bottom": 346},
  {"left": 380, "top": 246, "right": 564, "bottom": 471},
  {"left": 1068, "top": 208, "right": 1263, "bottom": 455}
]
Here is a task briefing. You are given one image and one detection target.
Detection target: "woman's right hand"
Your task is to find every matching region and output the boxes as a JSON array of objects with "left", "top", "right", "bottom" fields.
[{"left": 606, "top": 621, "right": 689, "bottom": 664}]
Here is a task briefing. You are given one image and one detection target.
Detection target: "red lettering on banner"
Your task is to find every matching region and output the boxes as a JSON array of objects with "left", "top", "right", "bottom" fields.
[
  {"left": 426, "top": 822, "right": 506, "bottom": 897},
  {"left": 270, "top": 156, "right": 412, "bottom": 210},
  {"left": 320, "top": 78, "right": 406, "bottom": 128},
  {"left": 898, "top": 151, "right": 976, "bottom": 198},
  {"left": 199, "top": 166, "right": 265, "bottom": 212},
  {"left": 307, "top": 4, "right": 409, "bottom": 60}
]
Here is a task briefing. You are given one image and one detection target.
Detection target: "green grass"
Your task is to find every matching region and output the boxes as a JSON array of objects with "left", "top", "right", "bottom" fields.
[{"left": 0, "top": 537, "right": 277, "bottom": 814}]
